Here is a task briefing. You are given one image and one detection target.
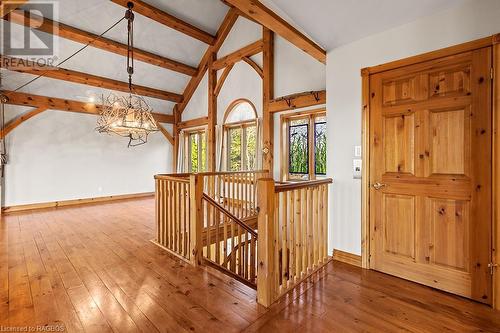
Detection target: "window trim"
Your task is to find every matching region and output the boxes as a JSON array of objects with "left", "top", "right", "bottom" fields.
[
  {"left": 280, "top": 108, "right": 326, "bottom": 182},
  {"left": 223, "top": 99, "right": 258, "bottom": 171}
]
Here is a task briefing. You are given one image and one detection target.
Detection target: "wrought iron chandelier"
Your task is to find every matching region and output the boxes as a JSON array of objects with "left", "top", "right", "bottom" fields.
[{"left": 96, "top": 2, "right": 158, "bottom": 147}]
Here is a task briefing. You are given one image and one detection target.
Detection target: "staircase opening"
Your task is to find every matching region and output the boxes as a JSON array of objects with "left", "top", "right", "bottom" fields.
[{"left": 153, "top": 170, "right": 332, "bottom": 307}]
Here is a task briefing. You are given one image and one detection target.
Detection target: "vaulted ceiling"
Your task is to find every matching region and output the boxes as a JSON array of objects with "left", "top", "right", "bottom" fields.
[
  {"left": 0, "top": 0, "right": 231, "bottom": 118},
  {"left": 266, "top": 0, "right": 467, "bottom": 50},
  {"left": 0, "top": 0, "right": 470, "bottom": 123}
]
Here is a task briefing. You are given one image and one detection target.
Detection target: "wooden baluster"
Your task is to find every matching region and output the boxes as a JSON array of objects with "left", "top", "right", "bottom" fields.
[
  {"left": 250, "top": 233, "right": 256, "bottom": 283},
  {"left": 244, "top": 232, "right": 248, "bottom": 280},
  {"left": 236, "top": 174, "right": 242, "bottom": 218},
  {"left": 313, "top": 186, "right": 319, "bottom": 268},
  {"left": 289, "top": 189, "right": 295, "bottom": 285},
  {"left": 301, "top": 188, "right": 307, "bottom": 277},
  {"left": 323, "top": 184, "right": 328, "bottom": 262},
  {"left": 237, "top": 224, "right": 242, "bottom": 276},
  {"left": 215, "top": 177, "right": 220, "bottom": 265},
  {"left": 308, "top": 187, "right": 314, "bottom": 272},
  {"left": 171, "top": 181, "right": 175, "bottom": 251},
  {"left": 230, "top": 175, "right": 236, "bottom": 272},
  {"left": 295, "top": 188, "right": 302, "bottom": 280},
  {"left": 156, "top": 179, "right": 161, "bottom": 245},
  {"left": 166, "top": 180, "right": 169, "bottom": 249},
  {"left": 257, "top": 178, "right": 276, "bottom": 307},
  {"left": 172, "top": 181, "right": 176, "bottom": 252},
  {"left": 222, "top": 176, "right": 228, "bottom": 267},
  {"left": 185, "top": 182, "right": 189, "bottom": 257},
  {"left": 166, "top": 180, "right": 171, "bottom": 249},
  {"left": 281, "top": 191, "right": 288, "bottom": 290},
  {"left": 274, "top": 192, "right": 280, "bottom": 292},
  {"left": 180, "top": 182, "right": 184, "bottom": 256},
  {"left": 175, "top": 182, "right": 182, "bottom": 254}
]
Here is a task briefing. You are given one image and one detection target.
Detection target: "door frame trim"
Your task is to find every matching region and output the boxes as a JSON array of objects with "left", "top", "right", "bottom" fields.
[{"left": 360, "top": 33, "right": 500, "bottom": 309}]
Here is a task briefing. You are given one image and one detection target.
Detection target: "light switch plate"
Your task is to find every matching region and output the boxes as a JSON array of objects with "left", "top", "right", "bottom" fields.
[{"left": 354, "top": 145, "right": 362, "bottom": 157}]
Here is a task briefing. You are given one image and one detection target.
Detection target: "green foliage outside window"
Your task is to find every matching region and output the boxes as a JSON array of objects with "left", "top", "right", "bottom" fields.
[
  {"left": 189, "top": 133, "right": 199, "bottom": 172},
  {"left": 229, "top": 128, "right": 242, "bottom": 171},
  {"left": 289, "top": 124, "right": 309, "bottom": 174},
  {"left": 245, "top": 126, "right": 256, "bottom": 170},
  {"left": 288, "top": 115, "right": 327, "bottom": 177},
  {"left": 189, "top": 132, "right": 206, "bottom": 172},
  {"left": 315, "top": 122, "right": 327, "bottom": 175}
]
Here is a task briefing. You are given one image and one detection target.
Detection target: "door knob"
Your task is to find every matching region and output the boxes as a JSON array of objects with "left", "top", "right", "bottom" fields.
[{"left": 372, "top": 182, "right": 387, "bottom": 190}]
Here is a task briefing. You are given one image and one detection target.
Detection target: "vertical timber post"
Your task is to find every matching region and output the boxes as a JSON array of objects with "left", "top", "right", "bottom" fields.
[
  {"left": 262, "top": 27, "right": 275, "bottom": 175},
  {"left": 173, "top": 105, "right": 180, "bottom": 172},
  {"left": 257, "top": 178, "right": 276, "bottom": 307},
  {"left": 189, "top": 174, "right": 203, "bottom": 266},
  {"left": 208, "top": 52, "right": 217, "bottom": 172}
]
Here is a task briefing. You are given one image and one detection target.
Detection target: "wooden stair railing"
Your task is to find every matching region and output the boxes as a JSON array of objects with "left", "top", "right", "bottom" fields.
[
  {"left": 154, "top": 170, "right": 267, "bottom": 266},
  {"left": 201, "top": 193, "right": 258, "bottom": 288},
  {"left": 257, "top": 178, "right": 333, "bottom": 307},
  {"left": 155, "top": 172, "right": 333, "bottom": 307}
]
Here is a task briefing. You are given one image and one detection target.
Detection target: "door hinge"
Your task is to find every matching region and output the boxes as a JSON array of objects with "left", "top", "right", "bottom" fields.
[
  {"left": 491, "top": 67, "right": 494, "bottom": 80},
  {"left": 488, "top": 262, "right": 498, "bottom": 275}
]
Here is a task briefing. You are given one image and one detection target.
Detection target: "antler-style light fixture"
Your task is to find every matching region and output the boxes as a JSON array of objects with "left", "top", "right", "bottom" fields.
[{"left": 96, "top": 1, "right": 158, "bottom": 147}]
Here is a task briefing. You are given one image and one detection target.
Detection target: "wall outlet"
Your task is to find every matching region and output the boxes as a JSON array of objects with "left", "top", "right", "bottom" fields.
[{"left": 353, "top": 159, "right": 362, "bottom": 179}]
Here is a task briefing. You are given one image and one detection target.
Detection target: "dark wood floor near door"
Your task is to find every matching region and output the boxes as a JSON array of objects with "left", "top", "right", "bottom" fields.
[{"left": 1, "top": 198, "right": 499, "bottom": 332}]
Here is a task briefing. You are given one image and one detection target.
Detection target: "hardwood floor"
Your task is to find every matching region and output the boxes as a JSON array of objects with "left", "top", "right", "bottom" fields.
[{"left": 1, "top": 198, "right": 499, "bottom": 332}]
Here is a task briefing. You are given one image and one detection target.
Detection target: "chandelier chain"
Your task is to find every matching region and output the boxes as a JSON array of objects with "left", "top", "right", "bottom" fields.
[
  {"left": 96, "top": 1, "right": 159, "bottom": 147},
  {"left": 126, "top": 2, "right": 135, "bottom": 94}
]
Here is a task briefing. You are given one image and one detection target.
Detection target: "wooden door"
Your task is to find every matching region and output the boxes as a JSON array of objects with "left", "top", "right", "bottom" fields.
[{"left": 369, "top": 47, "right": 492, "bottom": 304}]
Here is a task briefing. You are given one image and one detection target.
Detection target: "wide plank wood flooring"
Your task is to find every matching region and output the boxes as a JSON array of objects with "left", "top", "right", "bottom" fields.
[{"left": 1, "top": 198, "right": 499, "bottom": 332}]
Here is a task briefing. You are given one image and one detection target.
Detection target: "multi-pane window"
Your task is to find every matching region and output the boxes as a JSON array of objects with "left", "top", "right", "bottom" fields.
[
  {"left": 282, "top": 110, "right": 327, "bottom": 181},
  {"left": 224, "top": 100, "right": 258, "bottom": 171},
  {"left": 186, "top": 130, "right": 206, "bottom": 172}
]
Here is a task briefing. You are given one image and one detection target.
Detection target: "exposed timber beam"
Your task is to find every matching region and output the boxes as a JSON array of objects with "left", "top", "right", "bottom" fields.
[
  {"left": 1, "top": 55, "right": 183, "bottom": 102},
  {"left": 157, "top": 123, "right": 174, "bottom": 145},
  {"left": 1, "top": 0, "right": 26, "bottom": 17},
  {"left": 0, "top": 106, "right": 47, "bottom": 139},
  {"left": 177, "top": 116, "right": 208, "bottom": 130},
  {"left": 5, "top": 10, "right": 198, "bottom": 76},
  {"left": 177, "top": 8, "right": 239, "bottom": 114},
  {"left": 269, "top": 90, "right": 326, "bottom": 113},
  {"left": 224, "top": 0, "right": 326, "bottom": 64},
  {"left": 214, "top": 63, "right": 234, "bottom": 97},
  {"left": 242, "top": 57, "right": 263, "bottom": 78},
  {"left": 111, "top": 0, "right": 215, "bottom": 45},
  {"left": 262, "top": 27, "right": 274, "bottom": 172},
  {"left": 212, "top": 40, "right": 263, "bottom": 70},
  {"left": 1, "top": 91, "right": 174, "bottom": 123}
]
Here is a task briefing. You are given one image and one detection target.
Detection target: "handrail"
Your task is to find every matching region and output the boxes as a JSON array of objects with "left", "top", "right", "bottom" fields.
[
  {"left": 201, "top": 193, "right": 258, "bottom": 238},
  {"left": 155, "top": 170, "right": 269, "bottom": 179},
  {"left": 274, "top": 178, "right": 332, "bottom": 193},
  {"left": 153, "top": 175, "right": 190, "bottom": 182}
]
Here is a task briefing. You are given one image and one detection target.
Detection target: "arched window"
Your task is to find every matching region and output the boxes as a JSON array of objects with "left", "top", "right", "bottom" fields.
[{"left": 224, "top": 99, "right": 258, "bottom": 171}]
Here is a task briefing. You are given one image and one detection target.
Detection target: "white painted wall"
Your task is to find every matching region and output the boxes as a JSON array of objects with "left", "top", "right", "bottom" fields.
[
  {"left": 3, "top": 105, "right": 171, "bottom": 206},
  {"left": 326, "top": 0, "right": 500, "bottom": 255}
]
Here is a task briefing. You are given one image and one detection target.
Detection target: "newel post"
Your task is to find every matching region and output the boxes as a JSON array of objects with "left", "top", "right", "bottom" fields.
[
  {"left": 257, "top": 178, "right": 276, "bottom": 307},
  {"left": 189, "top": 174, "right": 203, "bottom": 266}
]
